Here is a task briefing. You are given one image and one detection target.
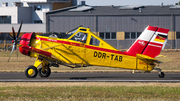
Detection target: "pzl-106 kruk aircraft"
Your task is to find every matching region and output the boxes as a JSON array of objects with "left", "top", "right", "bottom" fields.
[{"left": 9, "top": 22, "right": 170, "bottom": 78}]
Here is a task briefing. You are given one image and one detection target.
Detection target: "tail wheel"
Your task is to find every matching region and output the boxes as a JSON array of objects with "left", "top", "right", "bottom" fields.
[
  {"left": 38, "top": 65, "right": 51, "bottom": 77},
  {"left": 25, "top": 65, "right": 38, "bottom": 78},
  {"left": 158, "top": 72, "right": 165, "bottom": 78}
]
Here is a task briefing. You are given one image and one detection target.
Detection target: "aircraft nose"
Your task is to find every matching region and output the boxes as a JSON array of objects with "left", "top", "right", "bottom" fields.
[{"left": 19, "top": 33, "right": 34, "bottom": 56}]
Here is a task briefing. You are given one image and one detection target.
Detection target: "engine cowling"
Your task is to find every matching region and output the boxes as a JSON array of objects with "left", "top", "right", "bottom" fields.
[{"left": 19, "top": 32, "right": 35, "bottom": 56}]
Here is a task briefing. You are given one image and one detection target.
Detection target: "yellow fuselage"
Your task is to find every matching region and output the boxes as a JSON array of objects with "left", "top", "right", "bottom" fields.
[{"left": 30, "top": 27, "right": 155, "bottom": 71}]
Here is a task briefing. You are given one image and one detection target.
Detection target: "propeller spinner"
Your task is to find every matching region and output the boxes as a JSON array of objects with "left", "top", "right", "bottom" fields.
[{"left": 8, "top": 21, "right": 23, "bottom": 62}]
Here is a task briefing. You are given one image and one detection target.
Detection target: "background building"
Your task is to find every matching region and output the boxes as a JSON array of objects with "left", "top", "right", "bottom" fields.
[
  {"left": 0, "top": 0, "right": 77, "bottom": 48},
  {"left": 46, "top": 2, "right": 180, "bottom": 49}
]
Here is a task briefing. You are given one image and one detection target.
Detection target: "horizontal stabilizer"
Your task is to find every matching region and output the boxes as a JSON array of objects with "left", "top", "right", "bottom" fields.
[
  {"left": 136, "top": 54, "right": 156, "bottom": 62},
  {"left": 137, "top": 54, "right": 172, "bottom": 63},
  {"left": 154, "top": 55, "right": 172, "bottom": 63}
]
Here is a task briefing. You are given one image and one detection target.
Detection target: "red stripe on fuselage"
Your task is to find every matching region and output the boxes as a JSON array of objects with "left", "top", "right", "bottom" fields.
[
  {"left": 35, "top": 37, "right": 132, "bottom": 56},
  {"left": 85, "top": 45, "right": 129, "bottom": 55},
  {"left": 36, "top": 37, "right": 84, "bottom": 47}
]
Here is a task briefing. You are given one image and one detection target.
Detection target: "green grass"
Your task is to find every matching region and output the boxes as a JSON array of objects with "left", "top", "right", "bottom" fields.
[{"left": 0, "top": 86, "right": 179, "bottom": 100}]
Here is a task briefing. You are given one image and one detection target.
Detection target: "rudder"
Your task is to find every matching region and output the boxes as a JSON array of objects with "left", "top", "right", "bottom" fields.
[
  {"left": 142, "top": 27, "right": 169, "bottom": 58},
  {"left": 125, "top": 26, "right": 158, "bottom": 56}
]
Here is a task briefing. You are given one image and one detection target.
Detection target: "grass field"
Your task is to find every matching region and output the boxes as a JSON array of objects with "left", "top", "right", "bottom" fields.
[{"left": 0, "top": 82, "right": 179, "bottom": 101}]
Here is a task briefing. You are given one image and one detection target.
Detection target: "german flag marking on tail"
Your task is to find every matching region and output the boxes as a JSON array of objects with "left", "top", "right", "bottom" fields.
[{"left": 154, "top": 34, "right": 167, "bottom": 43}]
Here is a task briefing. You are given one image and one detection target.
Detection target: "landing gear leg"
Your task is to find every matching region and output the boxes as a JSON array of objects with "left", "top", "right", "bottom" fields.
[
  {"left": 24, "top": 57, "right": 52, "bottom": 78},
  {"left": 154, "top": 68, "right": 165, "bottom": 78},
  {"left": 38, "top": 64, "right": 51, "bottom": 77}
]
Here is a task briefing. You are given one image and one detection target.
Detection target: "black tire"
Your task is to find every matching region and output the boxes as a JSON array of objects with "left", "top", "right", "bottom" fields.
[
  {"left": 38, "top": 66, "right": 51, "bottom": 77},
  {"left": 158, "top": 72, "right": 165, "bottom": 78},
  {"left": 25, "top": 65, "right": 38, "bottom": 78}
]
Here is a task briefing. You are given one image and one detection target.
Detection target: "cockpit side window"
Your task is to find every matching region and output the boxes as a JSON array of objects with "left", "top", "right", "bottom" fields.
[{"left": 89, "top": 36, "right": 100, "bottom": 46}]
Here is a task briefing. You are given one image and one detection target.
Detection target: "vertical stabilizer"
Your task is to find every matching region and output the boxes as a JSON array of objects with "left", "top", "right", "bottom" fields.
[
  {"left": 125, "top": 26, "right": 158, "bottom": 56},
  {"left": 142, "top": 27, "right": 169, "bottom": 58}
]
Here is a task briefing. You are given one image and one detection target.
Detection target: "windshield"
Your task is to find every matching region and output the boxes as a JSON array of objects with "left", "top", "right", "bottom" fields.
[
  {"left": 66, "top": 28, "right": 78, "bottom": 39},
  {"left": 71, "top": 32, "right": 85, "bottom": 41},
  {"left": 67, "top": 28, "right": 86, "bottom": 41}
]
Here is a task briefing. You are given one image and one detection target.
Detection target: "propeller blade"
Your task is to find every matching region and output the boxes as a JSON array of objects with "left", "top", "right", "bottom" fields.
[
  {"left": 17, "top": 47, "right": 19, "bottom": 58},
  {"left": 8, "top": 21, "right": 23, "bottom": 62},
  {"left": 16, "top": 21, "right": 23, "bottom": 39},
  {"left": 7, "top": 45, "right": 15, "bottom": 62},
  {"left": 7, "top": 52, "right": 13, "bottom": 62},
  {"left": 12, "top": 27, "right": 16, "bottom": 40}
]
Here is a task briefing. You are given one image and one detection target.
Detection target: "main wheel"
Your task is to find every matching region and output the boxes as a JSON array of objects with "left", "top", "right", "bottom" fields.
[
  {"left": 25, "top": 65, "right": 38, "bottom": 78},
  {"left": 158, "top": 72, "right": 165, "bottom": 78},
  {"left": 38, "top": 65, "right": 51, "bottom": 77}
]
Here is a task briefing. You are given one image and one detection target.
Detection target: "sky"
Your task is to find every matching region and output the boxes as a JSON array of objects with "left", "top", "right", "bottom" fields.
[{"left": 0, "top": 0, "right": 179, "bottom": 6}]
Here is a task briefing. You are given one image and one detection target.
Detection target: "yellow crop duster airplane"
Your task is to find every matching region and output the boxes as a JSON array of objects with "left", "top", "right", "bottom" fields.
[{"left": 9, "top": 22, "right": 170, "bottom": 78}]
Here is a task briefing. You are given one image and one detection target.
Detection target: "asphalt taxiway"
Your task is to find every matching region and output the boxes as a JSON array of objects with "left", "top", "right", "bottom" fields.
[{"left": 0, "top": 73, "right": 179, "bottom": 82}]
